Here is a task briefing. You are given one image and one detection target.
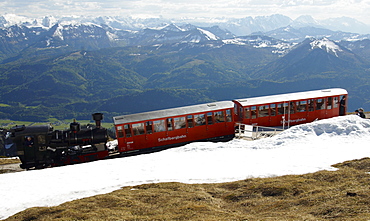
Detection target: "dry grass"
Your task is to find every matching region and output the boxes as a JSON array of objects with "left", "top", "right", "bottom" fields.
[
  {"left": 4, "top": 158, "right": 370, "bottom": 221},
  {"left": 0, "top": 158, "right": 20, "bottom": 165}
]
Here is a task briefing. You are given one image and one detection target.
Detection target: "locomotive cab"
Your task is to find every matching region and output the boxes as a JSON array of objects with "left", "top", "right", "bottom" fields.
[{"left": 10, "top": 125, "right": 54, "bottom": 169}]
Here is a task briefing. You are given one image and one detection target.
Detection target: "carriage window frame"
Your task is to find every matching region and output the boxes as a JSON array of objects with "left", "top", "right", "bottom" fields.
[
  {"left": 277, "top": 103, "right": 288, "bottom": 115},
  {"left": 244, "top": 107, "right": 250, "bottom": 119},
  {"left": 207, "top": 112, "right": 214, "bottom": 125},
  {"left": 124, "top": 124, "right": 132, "bottom": 138},
  {"left": 117, "top": 125, "right": 124, "bottom": 138},
  {"left": 194, "top": 114, "right": 206, "bottom": 126},
  {"left": 215, "top": 111, "right": 225, "bottom": 123},
  {"left": 251, "top": 106, "right": 257, "bottom": 119},
  {"left": 327, "top": 97, "right": 333, "bottom": 109},
  {"left": 316, "top": 98, "right": 325, "bottom": 110},
  {"left": 289, "top": 102, "right": 295, "bottom": 114},
  {"left": 146, "top": 121, "right": 153, "bottom": 134},
  {"left": 132, "top": 123, "right": 145, "bottom": 136},
  {"left": 226, "top": 109, "right": 232, "bottom": 122},
  {"left": 334, "top": 96, "right": 339, "bottom": 108},
  {"left": 270, "top": 104, "right": 276, "bottom": 116},
  {"left": 297, "top": 100, "right": 307, "bottom": 112},
  {"left": 308, "top": 99, "right": 315, "bottom": 112},
  {"left": 174, "top": 117, "right": 186, "bottom": 129},
  {"left": 258, "top": 105, "right": 269, "bottom": 118},
  {"left": 187, "top": 115, "right": 194, "bottom": 128},
  {"left": 166, "top": 118, "right": 173, "bottom": 131},
  {"left": 153, "top": 120, "right": 166, "bottom": 132}
]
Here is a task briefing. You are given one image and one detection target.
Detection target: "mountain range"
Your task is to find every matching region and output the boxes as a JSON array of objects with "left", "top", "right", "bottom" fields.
[{"left": 0, "top": 14, "right": 370, "bottom": 122}]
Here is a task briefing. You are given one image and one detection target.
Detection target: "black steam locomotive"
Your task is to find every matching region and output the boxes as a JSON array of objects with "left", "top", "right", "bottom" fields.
[{"left": 8, "top": 113, "right": 109, "bottom": 169}]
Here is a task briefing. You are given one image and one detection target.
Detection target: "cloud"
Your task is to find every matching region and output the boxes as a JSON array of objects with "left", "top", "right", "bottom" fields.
[{"left": 0, "top": 0, "right": 369, "bottom": 24}]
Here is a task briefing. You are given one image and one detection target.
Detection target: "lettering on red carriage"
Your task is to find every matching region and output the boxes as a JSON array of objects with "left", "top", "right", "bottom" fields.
[
  {"left": 280, "top": 118, "right": 307, "bottom": 124},
  {"left": 158, "top": 135, "right": 187, "bottom": 142}
]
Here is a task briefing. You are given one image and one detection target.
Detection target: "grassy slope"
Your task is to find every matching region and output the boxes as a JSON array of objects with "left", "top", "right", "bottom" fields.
[{"left": 4, "top": 157, "right": 370, "bottom": 220}]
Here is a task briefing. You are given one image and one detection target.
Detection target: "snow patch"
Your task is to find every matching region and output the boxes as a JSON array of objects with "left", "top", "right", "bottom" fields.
[
  {"left": 197, "top": 28, "right": 218, "bottom": 40},
  {"left": 310, "top": 38, "right": 343, "bottom": 57}
]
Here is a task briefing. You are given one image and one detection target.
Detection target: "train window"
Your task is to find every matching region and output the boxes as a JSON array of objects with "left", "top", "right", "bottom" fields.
[
  {"left": 187, "top": 115, "right": 194, "bottom": 128},
  {"left": 153, "top": 120, "right": 166, "bottom": 132},
  {"left": 215, "top": 111, "right": 225, "bottom": 123},
  {"left": 117, "top": 126, "right": 124, "bottom": 138},
  {"left": 270, "top": 104, "right": 276, "bottom": 116},
  {"left": 251, "top": 106, "right": 257, "bottom": 119},
  {"left": 316, "top": 98, "right": 325, "bottom": 110},
  {"left": 289, "top": 102, "right": 295, "bottom": 114},
  {"left": 297, "top": 100, "right": 307, "bottom": 112},
  {"left": 124, "top": 124, "right": 132, "bottom": 138},
  {"left": 308, "top": 99, "right": 314, "bottom": 112},
  {"left": 327, "top": 97, "right": 333, "bottom": 109},
  {"left": 207, "top": 112, "right": 214, "bottom": 125},
  {"left": 334, "top": 96, "right": 339, "bottom": 108},
  {"left": 244, "top": 107, "right": 250, "bottom": 119},
  {"left": 167, "top": 118, "right": 173, "bottom": 131},
  {"left": 194, "top": 114, "right": 206, "bottom": 126},
  {"left": 174, "top": 117, "right": 186, "bottom": 129},
  {"left": 132, "top": 123, "right": 145, "bottom": 136},
  {"left": 37, "top": 135, "right": 46, "bottom": 145},
  {"left": 24, "top": 136, "right": 34, "bottom": 147},
  {"left": 258, "top": 105, "right": 269, "bottom": 117},
  {"left": 146, "top": 121, "right": 153, "bottom": 134},
  {"left": 277, "top": 103, "right": 288, "bottom": 115},
  {"left": 226, "top": 109, "right": 232, "bottom": 122}
]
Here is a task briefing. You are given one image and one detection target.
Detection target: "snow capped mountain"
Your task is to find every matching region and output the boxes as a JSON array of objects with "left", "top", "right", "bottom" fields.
[
  {"left": 0, "top": 13, "right": 369, "bottom": 62},
  {"left": 259, "top": 25, "right": 370, "bottom": 43},
  {"left": 253, "top": 37, "right": 366, "bottom": 81},
  {"left": 309, "top": 37, "right": 343, "bottom": 57},
  {"left": 1, "top": 14, "right": 370, "bottom": 36},
  {"left": 223, "top": 35, "right": 293, "bottom": 55}
]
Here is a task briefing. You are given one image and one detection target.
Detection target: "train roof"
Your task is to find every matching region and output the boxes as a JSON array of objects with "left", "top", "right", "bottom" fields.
[
  {"left": 233, "top": 88, "right": 348, "bottom": 107},
  {"left": 113, "top": 100, "right": 234, "bottom": 125}
]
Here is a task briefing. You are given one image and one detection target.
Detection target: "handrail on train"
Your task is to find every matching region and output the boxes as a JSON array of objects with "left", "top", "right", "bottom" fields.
[{"left": 236, "top": 123, "right": 285, "bottom": 140}]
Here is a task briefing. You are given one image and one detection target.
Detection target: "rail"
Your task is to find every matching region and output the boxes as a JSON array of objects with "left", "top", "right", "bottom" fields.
[{"left": 236, "top": 123, "right": 284, "bottom": 140}]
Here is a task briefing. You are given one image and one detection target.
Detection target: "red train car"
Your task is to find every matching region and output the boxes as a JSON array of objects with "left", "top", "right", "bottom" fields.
[
  {"left": 113, "top": 101, "right": 235, "bottom": 155},
  {"left": 232, "top": 88, "right": 348, "bottom": 128}
]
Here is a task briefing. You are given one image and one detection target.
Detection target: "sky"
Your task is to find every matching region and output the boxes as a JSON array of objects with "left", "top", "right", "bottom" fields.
[
  {"left": 1, "top": 115, "right": 370, "bottom": 219},
  {"left": 0, "top": 0, "right": 370, "bottom": 24}
]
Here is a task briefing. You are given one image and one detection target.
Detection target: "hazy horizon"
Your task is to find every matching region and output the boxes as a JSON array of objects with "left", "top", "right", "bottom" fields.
[{"left": 0, "top": 0, "right": 369, "bottom": 25}]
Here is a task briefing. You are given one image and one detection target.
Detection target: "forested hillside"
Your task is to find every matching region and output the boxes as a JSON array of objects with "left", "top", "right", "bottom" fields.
[{"left": 1, "top": 26, "right": 370, "bottom": 122}]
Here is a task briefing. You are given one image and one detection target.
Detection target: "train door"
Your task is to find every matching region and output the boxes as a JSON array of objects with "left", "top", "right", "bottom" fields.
[
  {"left": 315, "top": 98, "right": 326, "bottom": 119},
  {"left": 233, "top": 102, "right": 243, "bottom": 123},
  {"left": 131, "top": 122, "right": 147, "bottom": 150},
  {"left": 269, "top": 103, "right": 279, "bottom": 126},
  {"left": 23, "top": 136, "right": 37, "bottom": 164},
  {"left": 277, "top": 103, "right": 289, "bottom": 128},
  {"left": 339, "top": 95, "right": 346, "bottom": 116},
  {"left": 258, "top": 105, "right": 270, "bottom": 126},
  {"left": 115, "top": 125, "right": 126, "bottom": 152},
  {"left": 307, "top": 99, "right": 315, "bottom": 122},
  {"left": 124, "top": 124, "right": 134, "bottom": 151}
]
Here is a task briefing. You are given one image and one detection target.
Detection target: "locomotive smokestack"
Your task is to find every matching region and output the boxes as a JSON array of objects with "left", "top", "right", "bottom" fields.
[{"left": 92, "top": 113, "right": 103, "bottom": 129}]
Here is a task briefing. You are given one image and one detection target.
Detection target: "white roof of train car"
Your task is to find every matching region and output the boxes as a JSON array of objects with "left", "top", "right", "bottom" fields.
[
  {"left": 233, "top": 88, "right": 347, "bottom": 107},
  {"left": 113, "top": 101, "right": 234, "bottom": 125}
]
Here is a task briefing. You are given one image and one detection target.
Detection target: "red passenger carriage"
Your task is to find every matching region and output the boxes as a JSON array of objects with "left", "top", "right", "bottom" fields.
[
  {"left": 113, "top": 101, "right": 235, "bottom": 155},
  {"left": 232, "top": 88, "right": 348, "bottom": 128}
]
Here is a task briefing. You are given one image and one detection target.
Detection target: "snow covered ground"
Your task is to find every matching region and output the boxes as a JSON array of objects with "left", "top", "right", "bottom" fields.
[{"left": 1, "top": 115, "right": 370, "bottom": 220}]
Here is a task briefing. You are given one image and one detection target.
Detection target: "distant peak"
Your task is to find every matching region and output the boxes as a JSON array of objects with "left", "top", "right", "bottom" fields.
[{"left": 310, "top": 38, "right": 343, "bottom": 56}]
